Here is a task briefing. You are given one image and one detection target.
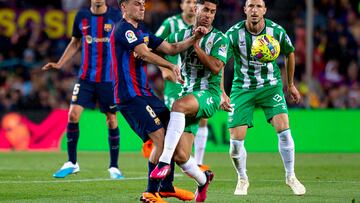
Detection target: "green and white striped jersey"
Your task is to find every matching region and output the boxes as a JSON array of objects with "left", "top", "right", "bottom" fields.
[
  {"left": 155, "top": 14, "right": 190, "bottom": 39},
  {"left": 226, "top": 19, "right": 295, "bottom": 90},
  {"left": 166, "top": 27, "right": 229, "bottom": 95}
]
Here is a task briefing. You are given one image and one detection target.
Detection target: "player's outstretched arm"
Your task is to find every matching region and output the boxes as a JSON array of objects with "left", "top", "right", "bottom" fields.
[
  {"left": 285, "top": 52, "right": 301, "bottom": 103},
  {"left": 42, "top": 37, "right": 81, "bottom": 71},
  {"left": 134, "top": 43, "right": 184, "bottom": 83},
  {"left": 156, "top": 26, "right": 208, "bottom": 55}
]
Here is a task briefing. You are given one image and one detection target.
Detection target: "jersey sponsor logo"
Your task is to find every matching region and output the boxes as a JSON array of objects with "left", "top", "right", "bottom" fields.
[
  {"left": 109, "top": 105, "right": 117, "bottom": 109},
  {"left": 85, "top": 35, "right": 110, "bottom": 44},
  {"left": 125, "top": 30, "right": 138, "bottom": 43},
  {"left": 104, "top": 24, "right": 113, "bottom": 32},
  {"left": 218, "top": 44, "right": 227, "bottom": 58}
]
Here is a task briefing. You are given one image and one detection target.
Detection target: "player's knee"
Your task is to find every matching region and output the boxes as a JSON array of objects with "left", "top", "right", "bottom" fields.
[
  {"left": 171, "top": 100, "right": 187, "bottom": 113},
  {"left": 274, "top": 121, "right": 289, "bottom": 132},
  {"left": 106, "top": 114, "right": 118, "bottom": 129},
  {"left": 68, "top": 110, "right": 81, "bottom": 123}
]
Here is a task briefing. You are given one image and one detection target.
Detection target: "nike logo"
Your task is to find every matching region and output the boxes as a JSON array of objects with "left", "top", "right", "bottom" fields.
[
  {"left": 109, "top": 105, "right": 117, "bottom": 109},
  {"left": 82, "top": 26, "right": 90, "bottom": 30}
]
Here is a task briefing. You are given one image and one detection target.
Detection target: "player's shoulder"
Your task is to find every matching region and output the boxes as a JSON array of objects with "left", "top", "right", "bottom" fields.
[
  {"left": 226, "top": 20, "right": 246, "bottom": 35},
  {"left": 75, "top": 8, "right": 91, "bottom": 18},
  {"left": 212, "top": 27, "right": 228, "bottom": 41},
  {"left": 265, "top": 19, "right": 286, "bottom": 32}
]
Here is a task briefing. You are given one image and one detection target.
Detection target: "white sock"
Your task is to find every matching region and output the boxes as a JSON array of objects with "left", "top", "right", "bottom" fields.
[
  {"left": 179, "top": 156, "right": 207, "bottom": 186},
  {"left": 229, "top": 139, "right": 248, "bottom": 180},
  {"left": 194, "top": 126, "right": 208, "bottom": 165},
  {"left": 278, "top": 129, "right": 295, "bottom": 177},
  {"left": 159, "top": 112, "right": 185, "bottom": 164}
]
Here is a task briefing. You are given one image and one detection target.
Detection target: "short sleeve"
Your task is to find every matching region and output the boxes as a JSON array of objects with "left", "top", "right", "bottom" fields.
[
  {"left": 280, "top": 31, "right": 295, "bottom": 55},
  {"left": 116, "top": 24, "right": 144, "bottom": 51},
  {"left": 72, "top": 11, "right": 82, "bottom": 38},
  {"left": 148, "top": 32, "right": 164, "bottom": 50},
  {"left": 155, "top": 19, "right": 171, "bottom": 39},
  {"left": 225, "top": 30, "right": 234, "bottom": 61},
  {"left": 210, "top": 35, "right": 230, "bottom": 64}
]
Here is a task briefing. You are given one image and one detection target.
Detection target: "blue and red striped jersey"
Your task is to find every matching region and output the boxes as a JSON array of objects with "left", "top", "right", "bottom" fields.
[
  {"left": 72, "top": 7, "right": 121, "bottom": 83},
  {"left": 112, "top": 19, "right": 164, "bottom": 103}
]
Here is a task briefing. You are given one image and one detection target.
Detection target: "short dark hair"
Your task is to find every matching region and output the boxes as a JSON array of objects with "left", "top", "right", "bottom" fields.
[
  {"left": 197, "top": 0, "right": 219, "bottom": 6},
  {"left": 118, "top": 0, "right": 128, "bottom": 4}
]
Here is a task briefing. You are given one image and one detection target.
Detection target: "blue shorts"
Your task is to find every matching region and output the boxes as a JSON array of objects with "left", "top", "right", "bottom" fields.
[
  {"left": 70, "top": 79, "right": 117, "bottom": 113},
  {"left": 118, "top": 96, "right": 170, "bottom": 142}
]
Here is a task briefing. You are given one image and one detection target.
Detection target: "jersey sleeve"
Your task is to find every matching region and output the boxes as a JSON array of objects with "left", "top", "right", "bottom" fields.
[
  {"left": 164, "top": 32, "right": 180, "bottom": 65},
  {"left": 279, "top": 30, "right": 295, "bottom": 55},
  {"left": 72, "top": 11, "right": 82, "bottom": 38},
  {"left": 148, "top": 32, "right": 164, "bottom": 50},
  {"left": 210, "top": 34, "right": 230, "bottom": 64},
  {"left": 155, "top": 19, "right": 171, "bottom": 39},
  {"left": 116, "top": 24, "right": 144, "bottom": 51},
  {"left": 225, "top": 30, "right": 234, "bottom": 61}
]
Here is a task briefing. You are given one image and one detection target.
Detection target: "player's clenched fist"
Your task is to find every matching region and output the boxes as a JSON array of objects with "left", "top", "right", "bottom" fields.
[{"left": 193, "top": 26, "right": 208, "bottom": 39}]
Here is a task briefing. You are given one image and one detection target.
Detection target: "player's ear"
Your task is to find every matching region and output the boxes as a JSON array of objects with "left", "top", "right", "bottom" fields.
[{"left": 263, "top": 6, "right": 267, "bottom": 15}]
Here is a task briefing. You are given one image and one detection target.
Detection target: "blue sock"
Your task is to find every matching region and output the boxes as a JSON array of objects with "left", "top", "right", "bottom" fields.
[
  {"left": 147, "top": 161, "right": 160, "bottom": 192},
  {"left": 108, "top": 127, "right": 120, "bottom": 168},
  {"left": 160, "top": 160, "right": 175, "bottom": 192},
  {"left": 67, "top": 123, "right": 79, "bottom": 164}
]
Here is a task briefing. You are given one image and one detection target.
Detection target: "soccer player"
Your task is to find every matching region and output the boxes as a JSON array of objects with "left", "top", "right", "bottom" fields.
[
  {"left": 150, "top": 0, "right": 229, "bottom": 201},
  {"left": 141, "top": 0, "right": 209, "bottom": 170},
  {"left": 221, "top": 0, "right": 306, "bottom": 196},
  {"left": 42, "top": 0, "right": 124, "bottom": 179},
  {"left": 114, "top": 0, "right": 207, "bottom": 202}
]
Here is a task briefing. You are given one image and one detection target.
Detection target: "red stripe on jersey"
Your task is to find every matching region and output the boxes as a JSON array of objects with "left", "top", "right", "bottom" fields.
[
  {"left": 110, "top": 27, "right": 120, "bottom": 104},
  {"left": 129, "top": 53, "right": 141, "bottom": 95},
  {"left": 143, "top": 62, "right": 152, "bottom": 96},
  {"left": 95, "top": 16, "right": 104, "bottom": 82},
  {"left": 80, "top": 19, "right": 89, "bottom": 80}
]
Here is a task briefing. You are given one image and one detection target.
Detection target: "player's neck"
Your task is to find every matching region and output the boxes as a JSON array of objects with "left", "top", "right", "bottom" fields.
[
  {"left": 181, "top": 13, "right": 194, "bottom": 26},
  {"left": 90, "top": 5, "right": 107, "bottom": 15},
  {"left": 246, "top": 19, "right": 265, "bottom": 35},
  {"left": 124, "top": 16, "right": 139, "bottom": 28}
]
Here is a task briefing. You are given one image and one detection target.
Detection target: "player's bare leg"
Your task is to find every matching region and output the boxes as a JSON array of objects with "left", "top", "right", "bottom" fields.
[{"left": 271, "top": 113, "right": 305, "bottom": 195}]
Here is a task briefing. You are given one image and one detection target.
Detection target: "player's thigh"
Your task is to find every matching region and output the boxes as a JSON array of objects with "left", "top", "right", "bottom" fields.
[
  {"left": 191, "top": 90, "right": 221, "bottom": 119},
  {"left": 95, "top": 82, "right": 118, "bottom": 114},
  {"left": 172, "top": 93, "right": 199, "bottom": 117},
  {"left": 71, "top": 79, "right": 97, "bottom": 109},
  {"left": 164, "top": 80, "right": 182, "bottom": 110},
  {"left": 147, "top": 96, "right": 171, "bottom": 127},
  {"left": 119, "top": 96, "right": 164, "bottom": 142},
  {"left": 257, "top": 85, "right": 288, "bottom": 123},
  {"left": 174, "top": 132, "right": 194, "bottom": 164},
  {"left": 228, "top": 89, "right": 256, "bottom": 128}
]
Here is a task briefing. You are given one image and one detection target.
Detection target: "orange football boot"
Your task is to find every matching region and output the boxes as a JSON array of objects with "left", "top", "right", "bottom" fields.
[
  {"left": 140, "top": 192, "right": 167, "bottom": 203},
  {"left": 160, "top": 186, "right": 195, "bottom": 201}
]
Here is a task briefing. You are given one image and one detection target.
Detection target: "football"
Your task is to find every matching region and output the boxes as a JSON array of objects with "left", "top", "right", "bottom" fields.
[{"left": 251, "top": 34, "right": 280, "bottom": 63}]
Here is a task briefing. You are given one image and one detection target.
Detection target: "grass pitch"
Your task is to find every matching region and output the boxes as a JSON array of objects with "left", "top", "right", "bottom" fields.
[{"left": 0, "top": 152, "right": 359, "bottom": 202}]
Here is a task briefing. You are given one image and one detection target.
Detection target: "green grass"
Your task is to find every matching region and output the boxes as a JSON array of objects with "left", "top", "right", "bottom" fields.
[{"left": 0, "top": 152, "right": 359, "bottom": 202}]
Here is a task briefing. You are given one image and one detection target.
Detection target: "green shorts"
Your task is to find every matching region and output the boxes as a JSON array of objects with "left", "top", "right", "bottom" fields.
[
  {"left": 164, "top": 80, "right": 182, "bottom": 110},
  {"left": 183, "top": 90, "right": 221, "bottom": 135},
  {"left": 228, "top": 85, "right": 288, "bottom": 128}
]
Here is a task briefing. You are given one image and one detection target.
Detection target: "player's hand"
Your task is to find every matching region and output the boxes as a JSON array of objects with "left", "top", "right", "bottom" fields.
[
  {"left": 42, "top": 63, "right": 61, "bottom": 71},
  {"left": 172, "top": 65, "right": 184, "bottom": 84},
  {"left": 193, "top": 26, "right": 208, "bottom": 40},
  {"left": 288, "top": 84, "right": 301, "bottom": 104},
  {"left": 220, "top": 92, "right": 232, "bottom": 112}
]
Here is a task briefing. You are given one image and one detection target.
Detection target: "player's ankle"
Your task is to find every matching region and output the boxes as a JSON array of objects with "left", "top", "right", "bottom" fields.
[{"left": 158, "top": 162, "right": 169, "bottom": 168}]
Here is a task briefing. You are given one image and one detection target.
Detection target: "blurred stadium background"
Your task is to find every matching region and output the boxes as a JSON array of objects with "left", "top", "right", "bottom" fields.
[{"left": 0, "top": 0, "right": 359, "bottom": 202}]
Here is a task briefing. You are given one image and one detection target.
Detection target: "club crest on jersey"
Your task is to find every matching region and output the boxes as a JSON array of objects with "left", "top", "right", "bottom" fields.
[
  {"left": 104, "top": 24, "right": 112, "bottom": 32},
  {"left": 125, "top": 30, "right": 137, "bottom": 43},
  {"left": 218, "top": 44, "right": 227, "bottom": 58}
]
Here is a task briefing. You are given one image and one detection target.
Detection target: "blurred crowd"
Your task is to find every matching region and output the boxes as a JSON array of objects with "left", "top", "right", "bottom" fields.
[{"left": 0, "top": 0, "right": 359, "bottom": 112}]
